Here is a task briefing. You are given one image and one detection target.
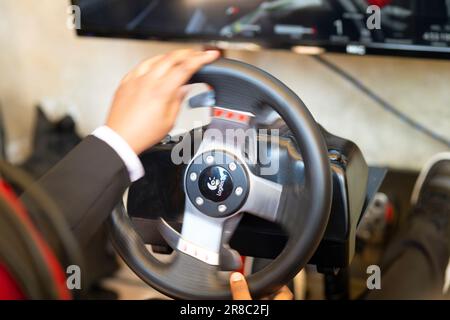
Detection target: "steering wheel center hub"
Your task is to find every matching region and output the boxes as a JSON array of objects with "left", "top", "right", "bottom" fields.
[
  {"left": 198, "top": 166, "right": 234, "bottom": 202},
  {"left": 185, "top": 150, "right": 249, "bottom": 218}
]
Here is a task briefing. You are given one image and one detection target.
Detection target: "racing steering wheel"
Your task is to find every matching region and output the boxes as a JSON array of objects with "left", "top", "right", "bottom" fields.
[{"left": 108, "top": 58, "right": 332, "bottom": 300}]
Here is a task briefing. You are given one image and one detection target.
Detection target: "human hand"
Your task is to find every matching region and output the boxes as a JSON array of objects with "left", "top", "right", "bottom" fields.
[
  {"left": 106, "top": 49, "right": 221, "bottom": 154},
  {"left": 229, "top": 272, "right": 294, "bottom": 300}
]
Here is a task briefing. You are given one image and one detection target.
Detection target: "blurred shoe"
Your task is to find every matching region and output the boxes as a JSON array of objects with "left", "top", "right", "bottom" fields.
[{"left": 411, "top": 152, "right": 450, "bottom": 233}]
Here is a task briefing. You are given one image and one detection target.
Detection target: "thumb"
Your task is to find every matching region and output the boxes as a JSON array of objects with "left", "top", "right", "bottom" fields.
[{"left": 230, "top": 272, "right": 252, "bottom": 300}]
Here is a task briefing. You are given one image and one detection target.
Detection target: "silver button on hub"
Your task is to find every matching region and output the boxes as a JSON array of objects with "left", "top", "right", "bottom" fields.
[
  {"left": 218, "top": 204, "right": 227, "bottom": 213},
  {"left": 189, "top": 172, "right": 198, "bottom": 181},
  {"left": 229, "top": 162, "right": 237, "bottom": 171},
  {"left": 206, "top": 155, "right": 214, "bottom": 164},
  {"left": 235, "top": 187, "right": 243, "bottom": 196},
  {"left": 195, "top": 197, "right": 204, "bottom": 206}
]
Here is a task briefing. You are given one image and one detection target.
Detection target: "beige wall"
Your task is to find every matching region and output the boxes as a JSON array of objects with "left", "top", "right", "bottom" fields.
[{"left": 1, "top": 0, "right": 449, "bottom": 169}]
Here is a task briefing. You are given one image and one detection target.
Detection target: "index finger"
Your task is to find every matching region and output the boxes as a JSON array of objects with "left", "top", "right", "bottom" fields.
[{"left": 160, "top": 50, "right": 221, "bottom": 90}]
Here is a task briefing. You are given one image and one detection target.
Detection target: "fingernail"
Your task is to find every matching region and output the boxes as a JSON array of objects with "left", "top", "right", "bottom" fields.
[
  {"left": 231, "top": 272, "right": 244, "bottom": 282},
  {"left": 205, "top": 50, "right": 219, "bottom": 56}
]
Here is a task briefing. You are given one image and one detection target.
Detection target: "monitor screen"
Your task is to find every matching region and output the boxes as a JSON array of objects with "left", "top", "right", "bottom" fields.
[{"left": 73, "top": 0, "right": 450, "bottom": 58}]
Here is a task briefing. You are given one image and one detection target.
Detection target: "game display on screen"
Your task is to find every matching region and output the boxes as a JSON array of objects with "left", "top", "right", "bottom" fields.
[{"left": 73, "top": 0, "right": 450, "bottom": 58}]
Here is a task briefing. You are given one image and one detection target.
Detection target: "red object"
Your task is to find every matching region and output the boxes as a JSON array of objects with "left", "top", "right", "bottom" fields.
[
  {"left": 368, "top": 0, "right": 391, "bottom": 8},
  {"left": 213, "top": 108, "right": 250, "bottom": 123},
  {"left": 226, "top": 6, "right": 240, "bottom": 16},
  {"left": 237, "top": 256, "right": 246, "bottom": 274},
  {"left": 0, "top": 263, "right": 25, "bottom": 300},
  {"left": 385, "top": 202, "right": 395, "bottom": 224},
  {"left": 0, "top": 181, "right": 71, "bottom": 300}
]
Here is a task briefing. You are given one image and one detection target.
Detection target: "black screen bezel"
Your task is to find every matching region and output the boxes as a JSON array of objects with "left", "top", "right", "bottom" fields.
[{"left": 71, "top": 0, "right": 450, "bottom": 60}]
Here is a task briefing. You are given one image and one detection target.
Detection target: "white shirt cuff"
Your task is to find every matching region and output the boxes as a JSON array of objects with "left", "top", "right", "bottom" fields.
[{"left": 91, "top": 126, "right": 145, "bottom": 182}]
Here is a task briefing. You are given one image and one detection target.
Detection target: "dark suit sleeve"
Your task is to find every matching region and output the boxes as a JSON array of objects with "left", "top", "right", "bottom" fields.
[{"left": 29, "top": 136, "right": 131, "bottom": 245}]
